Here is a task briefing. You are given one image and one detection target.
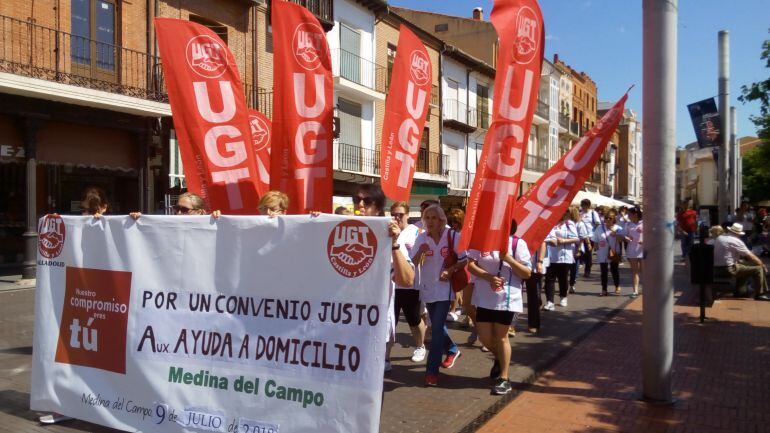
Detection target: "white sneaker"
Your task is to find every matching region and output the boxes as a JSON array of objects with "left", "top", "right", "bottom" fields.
[
  {"left": 446, "top": 312, "right": 459, "bottom": 322},
  {"left": 411, "top": 346, "right": 426, "bottom": 362},
  {"left": 560, "top": 297, "right": 568, "bottom": 307},
  {"left": 39, "top": 413, "right": 73, "bottom": 424},
  {"left": 384, "top": 360, "right": 392, "bottom": 372},
  {"left": 543, "top": 301, "right": 555, "bottom": 311}
]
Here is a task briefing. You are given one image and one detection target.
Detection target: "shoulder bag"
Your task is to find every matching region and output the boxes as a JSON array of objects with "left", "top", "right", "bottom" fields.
[
  {"left": 601, "top": 220, "right": 622, "bottom": 264},
  {"left": 444, "top": 229, "right": 469, "bottom": 293}
]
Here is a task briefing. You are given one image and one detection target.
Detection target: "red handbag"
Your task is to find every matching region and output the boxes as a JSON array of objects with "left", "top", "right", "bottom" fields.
[{"left": 444, "top": 230, "right": 469, "bottom": 293}]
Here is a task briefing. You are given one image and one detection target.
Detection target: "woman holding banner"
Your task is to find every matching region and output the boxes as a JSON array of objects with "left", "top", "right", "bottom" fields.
[
  {"left": 467, "top": 219, "right": 532, "bottom": 395},
  {"left": 411, "top": 205, "right": 466, "bottom": 386},
  {"left": 352, "top": 185, "right": 414, "bottom": 373},
  {"left": 543, "top": 211, "right": 580, "bottom": 310},
  {"left": 593, "top": 210, "right": 625, "bottom": 296},
  {"left": 623, "top": 207, "right": 644, "bottom": 298}
]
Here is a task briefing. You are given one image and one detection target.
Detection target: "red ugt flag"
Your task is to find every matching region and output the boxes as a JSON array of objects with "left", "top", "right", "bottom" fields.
[
  {"left": 248, "top": 110, "right": 272, "bottom": 196},
  {"left": 512, "top": 93, "right": 629, "bottom": 253},
  {"left": 155, "top": 18, "right": 260, "bottom": 214},
  {"left": 380, "top": 25, "right": 432, "bottom": 202},
  {"left": 270, "top": 0, "right": 334, "bottom": 213},
  {"left": 458, "top": 0, "right": 544, "bottom": 253}
]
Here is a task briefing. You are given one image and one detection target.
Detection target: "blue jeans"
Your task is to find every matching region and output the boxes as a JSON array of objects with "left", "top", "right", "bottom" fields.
[
  {"left": 425, "top": 300, "right": 457, "bottom": 375},
  {"left": 681, "top": 232, "right": 694, "bottom": 258}
]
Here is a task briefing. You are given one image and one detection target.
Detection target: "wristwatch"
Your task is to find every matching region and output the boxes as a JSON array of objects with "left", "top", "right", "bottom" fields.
[{"left": 392, "top": 244, "right": 400, "bottom": 250}]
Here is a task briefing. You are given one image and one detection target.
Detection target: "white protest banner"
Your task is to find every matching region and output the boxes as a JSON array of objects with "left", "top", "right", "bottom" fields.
[{"left": 31, "top": 214, "right": 391, "bottom": 433}]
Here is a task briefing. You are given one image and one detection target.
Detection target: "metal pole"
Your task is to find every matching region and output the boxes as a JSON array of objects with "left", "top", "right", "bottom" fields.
[
  {"left": 730, "top": 106, "right": 739, "bottom": 207},
  {"left": 642, "top": 0, "right": 676, "bottom": 404},
  {"left": 717, "top": 31, "right": 730, "bottom": 223}
]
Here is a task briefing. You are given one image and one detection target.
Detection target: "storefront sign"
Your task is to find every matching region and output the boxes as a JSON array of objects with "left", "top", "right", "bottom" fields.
[
  {"left": 31, "top": 215, "right": 391, "bottom": 433},
  {"left": 0, "top": 144, "right": 24, "bottom": 160}
]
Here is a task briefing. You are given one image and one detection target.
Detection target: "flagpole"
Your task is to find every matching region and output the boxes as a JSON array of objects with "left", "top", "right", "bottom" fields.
[{"left": 641, "top": 0, "right": 676, "bottom": 404}]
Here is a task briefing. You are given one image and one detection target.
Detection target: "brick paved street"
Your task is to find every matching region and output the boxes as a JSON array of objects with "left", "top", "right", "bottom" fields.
[
  {"left": 477, "top": 263, "right": 770, "bottom": 433},
  {"left": 1, "top": 263, "right": 637, "bottom": 433}
]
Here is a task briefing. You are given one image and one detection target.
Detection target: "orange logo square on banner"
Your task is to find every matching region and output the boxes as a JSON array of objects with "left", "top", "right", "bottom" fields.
[{"left": 55, "top": 267, "right": 132, "bottom": 374}]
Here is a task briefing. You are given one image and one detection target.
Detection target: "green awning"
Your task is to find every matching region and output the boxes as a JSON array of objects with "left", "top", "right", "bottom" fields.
[{"left": 411, "top": 183, "right": 448, "bottom": 196}]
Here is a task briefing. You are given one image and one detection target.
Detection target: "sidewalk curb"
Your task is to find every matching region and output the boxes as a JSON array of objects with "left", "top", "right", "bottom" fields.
[
  {"left": 457, "top": 294, "right": 638, "bottom": 433},
  {"left": 0, "top": 279, "right": 36, "bottom": 293}
]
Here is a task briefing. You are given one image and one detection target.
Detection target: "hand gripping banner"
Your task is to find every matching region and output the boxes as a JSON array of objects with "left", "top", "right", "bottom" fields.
[
  {"left": 155, "top": 18, "right": 261, "bottom": 214},
  {"left": 270, "top": 0, "right": 334, "bottom": 213},
  {"left": 380, "top": 25, "right": 432, "bottom": 202},
  {"left": 248, "top": 110, "right": 272, "bottom": 196},
  {"left": 512, "top": 92, "right": 629, "bottom": 253},
  {"left": 458, "top": 0, "right": 544, "bottom": 253}
]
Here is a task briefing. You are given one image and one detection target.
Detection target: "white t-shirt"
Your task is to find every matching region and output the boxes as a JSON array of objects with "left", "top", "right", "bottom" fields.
[
  {"left": 387, "top": 243, "right": 413, "bottom": 342},
  {"left": 395, "top": 224, "right": 420, "bottom": 290},
  {"left": 467, "top": 236, "right": 532, "bottom": 312},
  {"left": 714, "top": 234, "right": 750, "bottom": 267},
  {"left": 581, "top": 209, "right": 601, "bottom": 234},
  {"left": 411, "top": 228, "right": 462, "bottom": 303},
  {"left": 592, "top": 223, "right": 624, "bottom": 263},
  {"left": 545, "top": 221, "right": 579, "bottom": 264},
  {"left": 624, "top": 220, "right": 644, "bottom": 259}
]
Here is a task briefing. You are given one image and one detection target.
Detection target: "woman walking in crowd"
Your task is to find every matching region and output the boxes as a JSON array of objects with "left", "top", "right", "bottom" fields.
[
  {"left": 446, "top": 209, "right": 468, "bottom": 322},
  {"left": 352, "top": 185, "right": 415, "bottom": 372},
  {"left": 593, "top": 210, "right": 624, "bottom": 296},
  {"left": 467, "top": 219, "right": 531, "bottom": 395},
  {"left": 525, "top": 241, "right": 547, "bottom": 333},
  {"left": 544, "top": 210, "right": 580, "bottom": 310},
  {"left": 390, "top": 201, "right": 427, "bottom": 364},
  {"left": 411, "top": 205, "right": 466, "bottom": 386},
  {"left": 568, "top": 206, "right": 590, "bottom": 294},
  {"left": 624, "top": 207, "right": 643, "bottom": 298},
  {"left": 580, "top": 199, "right": 600, "bottom": 277}
]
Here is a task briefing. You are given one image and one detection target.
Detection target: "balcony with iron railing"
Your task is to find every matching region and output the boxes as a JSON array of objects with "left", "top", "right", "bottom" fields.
[
  {"left": 268, "top": 0, "right": 334, "bottom": 31},
  {"left": 331, "top": 48, "right": 388, "bottom": 94},
  {"left": 569, "top": 121, "right": 580, "bottom": 137},
  {"left": 448, "top": 170, "right": 471, "bottom": 190},
  {"left": 443, "top": 99, "right": 477, "bottom": 133},
  {"left": 334, "top": 141, "right": 379, "bottom": 176},
  {"left": 0, "top": 14, "right": 166, "bottom": 103},
  {"left": 535, "top": 99, "right": 549, "bottom": 120},
  {"left": 558, "top": 113, "right": 569, "bottom": 129},
  {"left": 525, "top": 154, "right": 549, "bottom": 172},
  {"left": 417, "top": 148, "right": 449, "bottom": 176},
  {"left": 244, "top": 85, "right": 273, "bottom": 118}
]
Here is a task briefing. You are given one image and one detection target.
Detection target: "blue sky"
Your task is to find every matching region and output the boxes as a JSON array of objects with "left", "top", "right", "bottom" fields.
[{"left": 388, "top": 0, "right": 769, "bottom": 147}]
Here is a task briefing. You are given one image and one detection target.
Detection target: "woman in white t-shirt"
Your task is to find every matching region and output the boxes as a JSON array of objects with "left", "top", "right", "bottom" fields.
[
  {"left": 411, "top": 205, "right": 467, "bottom": 387},
  {"left": 467, "top": 220, "right": 531, "bottom": 396},
  {"left": 592, "top": 210, "right": 624, "bottom": 296},
  {"left": 623, "top": 207, "right": 643, "bottom": 298}
]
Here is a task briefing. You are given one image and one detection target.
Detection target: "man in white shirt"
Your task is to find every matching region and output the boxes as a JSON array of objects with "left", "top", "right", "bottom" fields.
[
  {"left": 714, "top": 223, "right": 769, "bottom": 301},
  {"left": 580, "top": 199, "right": 601, "bottom": 277}
]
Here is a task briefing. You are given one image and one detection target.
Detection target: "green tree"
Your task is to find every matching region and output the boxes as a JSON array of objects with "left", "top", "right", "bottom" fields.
[{"left": 738, "top": 29, "right": 770, "bottom": 202}]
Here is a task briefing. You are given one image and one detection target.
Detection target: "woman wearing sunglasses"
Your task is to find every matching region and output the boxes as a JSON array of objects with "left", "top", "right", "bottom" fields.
[
  {"left": 130, "top": 192, "right": 217, "bottom": 219},
  {"left": 352, "top": 185, "right": 415, "bottom": 374},
  {"left": 592, "top": 210, "right": 624, "bottom": 296}
]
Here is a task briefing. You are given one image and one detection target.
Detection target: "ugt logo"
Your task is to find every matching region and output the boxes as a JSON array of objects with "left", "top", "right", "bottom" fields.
[
  {"left": 38, "top": 214, "right": 65, "bottom": 259},
  {"left": 292, "top": 23, "right": 327, "bottom": 71},
  {"left": 327, "top": 220, "right": 377, "bottom": 278},
  {"left": 409, "top": 51, "right": 430, "bottom": 87},
  {"left": 249, "top": 114, "right": 271, "bottom": 152},
  {"left": 512, "top": 6, "right": 539, "bottom": 64},
  {"left": 55, "top": 267, "right": 132, "bottom": 374},
  {"left": 186, "top": 35, "right": 229, "bottom": 78}
]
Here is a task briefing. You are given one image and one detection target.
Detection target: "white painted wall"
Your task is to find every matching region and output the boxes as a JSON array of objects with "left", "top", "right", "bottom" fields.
[{"left": 329, "top": 0, "right": 375, "bottom": 86}]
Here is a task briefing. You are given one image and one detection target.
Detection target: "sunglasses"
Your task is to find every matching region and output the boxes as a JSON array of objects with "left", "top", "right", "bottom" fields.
[
  {"left": 391, "top": 212, "right": 406, "bottom": 219},
  {"left": 260, "top": 206, "right": 285, "bottom": 216},
  {"left": 352, "top": 195, "right": 374, "bottom": 206},
  {"left": 174, "top": 205, "right": 194, "bottom": 214}
]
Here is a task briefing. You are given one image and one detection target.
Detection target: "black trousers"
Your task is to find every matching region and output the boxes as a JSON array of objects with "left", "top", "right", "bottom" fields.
[
  {"left": 545, "top": 263, "right": 571, "bottom": 302},
  {"left": 583, "top": 243, "right": 594, "bottom": 276},
  {"left": 600, "top": 262, "right": 620, "bottom": 292},
  {"left": 569, "top": 261, "right": 579, "bottom": 286},
  {"left": 525, "top": 273, "right": 542, "bottom": 330}
]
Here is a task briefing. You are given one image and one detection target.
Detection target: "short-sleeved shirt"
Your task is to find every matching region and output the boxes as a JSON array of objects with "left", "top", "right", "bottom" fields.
[
  {"left": 386, "top": 243, "right": 413, "bottom": 342},
  {"left": 624, "top": 220, "right": 644, "bottom": 259},
  {"left": 592, "top": 223, "right": 624, "bottom": 263},
  {"left": 677, "top": 210, "right": 698, "bottom": 233},
  {"left": 545, "top": 221, "right": 579, "bottom": 264},
  {"left": 411, "top": 228, "right": 463, "bottom": 303},
  {"left": 714, "top": 234, "right": 751, "bottom": 267},
  {"left": 580, "top": 209, "right": 601, "bottom": 234},
  {"left": 467, "top": 236, "right": 531, "bottom": 312}
]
